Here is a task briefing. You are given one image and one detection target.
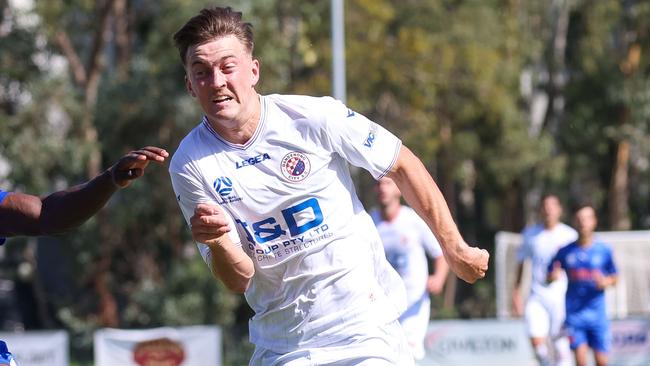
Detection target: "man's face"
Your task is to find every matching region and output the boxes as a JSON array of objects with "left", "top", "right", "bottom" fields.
[
  {"left": 541, "top": 196, "right": 562, "bottom": 227},
  {"left": 375, "top": 177, "right": 401, "bottom": 206},
  {"left": 184, "top": 35, "right": 259, "bottom": 127},
  {"left": 575, "top": 206, "right": 597, "bottom": 237}
]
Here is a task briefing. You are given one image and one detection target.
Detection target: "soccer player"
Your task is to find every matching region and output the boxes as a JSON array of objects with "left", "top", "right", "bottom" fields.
[
  {"left": 548, "top": 204, "right": 618, "bottom": 366},
  {"left": 170, "top": 7, "right": 488, "bottom": 365},
  {"left": 512, "top": 194, "right": 577, "bottom": 366},
  {"left": 371, "top": 176, "right": 449, "bottom": 361},
  {"left": 0, "top": 146, "right": 168, "bottom": 241}
]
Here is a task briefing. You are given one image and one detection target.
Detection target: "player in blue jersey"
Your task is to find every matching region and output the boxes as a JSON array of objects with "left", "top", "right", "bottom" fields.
[
  {"left": 547, "top": 204, "right": 618, "bottom": 366},
  {"left": 170, "top": 6, "right": 488, "bottom": 365},
  {"left": 0, "top": 146, "right": 168, "bottom": 242}
]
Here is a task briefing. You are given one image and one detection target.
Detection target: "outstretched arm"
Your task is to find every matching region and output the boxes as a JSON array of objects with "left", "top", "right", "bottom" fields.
[
  {"left": 387, "top": 145, "right": 488, "bottom": 283},
  {"left": 0, "top": 146, "right": 168, "bottom": 236}
]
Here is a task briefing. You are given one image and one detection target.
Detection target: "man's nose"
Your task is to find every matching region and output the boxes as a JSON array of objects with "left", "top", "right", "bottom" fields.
[{"left": 211, "top": 69, "right": 227, "bottom": 87}]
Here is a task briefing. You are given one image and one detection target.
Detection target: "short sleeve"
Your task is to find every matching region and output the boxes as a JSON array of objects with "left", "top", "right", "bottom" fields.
[
  {"left": 322, "top": 98, "right": 402, "bottom": 179},
  {"left": 602, "top": 246, "right": 618, "bottom": 276},
  {"left": 169, "top": 163, "right": 242, "bottom": 268},
  {"left": 516, "top": 230, "right": 533, "bottom": 263}
]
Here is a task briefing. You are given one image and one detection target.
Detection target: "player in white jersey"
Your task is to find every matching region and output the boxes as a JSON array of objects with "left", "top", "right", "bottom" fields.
[
  {"left": 512, "top": 194, "right": 577, "bottom": 366},
  {"left": 169, "top": 7, "right": 488, "bottom": 365},
  {"left": 371, "top": 177, "right": 449, "bottom": 361}
]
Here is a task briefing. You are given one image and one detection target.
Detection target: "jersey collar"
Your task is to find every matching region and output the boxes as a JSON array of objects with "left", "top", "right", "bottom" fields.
[{"left": 201, "top": 97, "right": 267, "bottom": 150}]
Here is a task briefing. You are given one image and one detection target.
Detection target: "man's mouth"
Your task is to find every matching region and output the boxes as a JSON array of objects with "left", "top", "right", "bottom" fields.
[{"left": 213, "top": 95, "right": 233, "bottom": 104}]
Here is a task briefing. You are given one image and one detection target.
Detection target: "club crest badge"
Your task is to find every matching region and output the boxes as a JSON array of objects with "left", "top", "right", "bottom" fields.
[{"left": 281, "top": 152, "right": 311, "bottom": 182}]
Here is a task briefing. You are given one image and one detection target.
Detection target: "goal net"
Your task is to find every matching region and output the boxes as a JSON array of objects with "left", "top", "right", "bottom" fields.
[{"left": 495, "top": 230, "right": 650, "bottom": 319}]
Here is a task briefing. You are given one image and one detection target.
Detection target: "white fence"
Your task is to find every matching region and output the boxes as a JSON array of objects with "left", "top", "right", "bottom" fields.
[
  {"left": 0, "top": 331, "right": 68, "bottom": 366},
  {"left": 495, "top": 230, "right": 650, "bottom": 319}
]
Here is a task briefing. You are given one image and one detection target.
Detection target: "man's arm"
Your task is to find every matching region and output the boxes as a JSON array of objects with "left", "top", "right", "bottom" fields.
[
  {"left": 386, "top": 145, "right": 488, "bottom": 283},
  {"left": 0, "top": 146, "right": 168, "bottom": 236},
  {"left": 546, "top": 260, "right": 563, "bottom": 283},
  {"left": 190, "top": 204, "right": 254, "bottom": 293},
  {"left": 426, "top": 255, "right": 449, "bottom": 295},
  {"left": 511, "top": 262, "right": 525, "bottom": 316}
]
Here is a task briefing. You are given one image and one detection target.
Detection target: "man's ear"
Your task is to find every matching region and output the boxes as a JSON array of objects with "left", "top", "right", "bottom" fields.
[
  {"left": 185, "top": 75, "right": 196, "bottom": 97},
  {"left": 251, "top": 59, "right": 260, "bottom": 87}
]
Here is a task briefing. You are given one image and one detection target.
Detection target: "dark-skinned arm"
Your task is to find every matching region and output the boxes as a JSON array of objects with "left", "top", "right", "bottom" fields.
[{"left": 0, "top": 146, "right": 168, "bottom": 237}]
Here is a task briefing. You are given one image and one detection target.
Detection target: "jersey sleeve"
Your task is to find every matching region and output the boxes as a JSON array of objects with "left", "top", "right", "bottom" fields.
[
  {"left": 321, "top": 98, "right": 402, "bottom": 179},
  {"left": 602, "top": 245, "right": 618, "bottom": 276},
  {"left": 547, "top": 249, "right": 564, "bottom": 273},
  {"left": 516, "top": 229, "right": 533, "bottom": 263},
  {"left": 169, "top": 163, "right": 242, "bottom": 269}
]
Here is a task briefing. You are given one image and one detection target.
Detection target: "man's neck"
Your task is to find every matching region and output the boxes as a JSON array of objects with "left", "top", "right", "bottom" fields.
[
  {"left": 209, "top": 94, "right": 261, "bottom": 145},
  {"left": 380, "top": 202, "right": 401, "bottom": 222},
  {"left": 543, "top": 221, "right": 559, "bottom": 230},
  {"left": 578, "top": 233, "right": 593, "bottom": 247}
]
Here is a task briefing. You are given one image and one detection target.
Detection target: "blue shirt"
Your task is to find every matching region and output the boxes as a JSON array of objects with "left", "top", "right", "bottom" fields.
[
  {"left": 548, "top": 240, "right": 617, "bottom": 327},
  {"left": 0, "top": 190, "right": 8, "bottom": 245}
]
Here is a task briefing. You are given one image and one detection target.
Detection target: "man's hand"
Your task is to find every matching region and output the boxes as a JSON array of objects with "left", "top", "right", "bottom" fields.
[
  {"left": 446, "top": 245, "right": 489, "bottom": 284},
  {"left": 426, "top": 275, "right": 446, "bottom": 295},
  {"left": 110, "top": 146, "right": 169, "bottom": 188},
  {"left": 190, "top": 203, "right": 232, "bottom": 246},
  {"left": 593, "top": 271, "right": 616, "bottom": 290}
]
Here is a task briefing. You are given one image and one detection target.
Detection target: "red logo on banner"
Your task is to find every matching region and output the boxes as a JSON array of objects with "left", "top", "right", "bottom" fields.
[{"left": 133, "top": 337, "right": 185, "bottom": 366}]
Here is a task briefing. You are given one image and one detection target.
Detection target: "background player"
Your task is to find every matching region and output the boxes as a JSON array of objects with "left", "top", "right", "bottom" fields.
[
  {"left": 512, "top": 194, "right": 577, "bottom": 366},
  {"left": 548, "top": 204, "right": 618, "bottom": 366},
  {"left": 372, "top": 176, "right": 449, "bottom": 361},
  {"left": 171, "top": 6, "right": 488, "bottom": 365}
]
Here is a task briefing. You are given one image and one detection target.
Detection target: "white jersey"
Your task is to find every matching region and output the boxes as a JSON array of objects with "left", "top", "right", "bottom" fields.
[
  {"left": 371, "top": 206, "right": 442, "bottom": 307},
  {"left": 170, "top": 94, "right": 406, "bottom": 354},
  {"left": 371, "top": 205, "right": 442, "bottom": 360},
  {"left": 517, "top": 223, "right": 577, "bottom": 299}
]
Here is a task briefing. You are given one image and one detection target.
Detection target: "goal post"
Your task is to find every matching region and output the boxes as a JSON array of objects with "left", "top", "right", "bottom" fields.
[{"left": 495, "top": 230, "right": 650, "bottom": 319}]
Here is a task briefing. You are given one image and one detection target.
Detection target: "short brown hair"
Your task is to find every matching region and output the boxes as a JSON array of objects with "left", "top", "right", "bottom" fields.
[{"left": 173, "top": 7, "right": 254, "bottom": 66}]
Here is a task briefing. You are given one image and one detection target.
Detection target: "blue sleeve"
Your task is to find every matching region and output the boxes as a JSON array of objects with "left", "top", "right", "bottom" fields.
[
  {"left": 547, "top": 250, "right": 563, "bottom": 273},
  {"left": 603, "top": 246, "right": 618, "bottom": 276}
]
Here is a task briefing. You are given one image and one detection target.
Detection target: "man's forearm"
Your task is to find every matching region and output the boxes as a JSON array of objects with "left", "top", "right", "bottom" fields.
[
  {"left": 388, "top": 150, "right": 463, "bottom": 255},
  {"left": 39, "top": 170, "right": 118, "bottom": 234},
  {"left": 207, "top": 237, "right": 255, "bottom": 293}
]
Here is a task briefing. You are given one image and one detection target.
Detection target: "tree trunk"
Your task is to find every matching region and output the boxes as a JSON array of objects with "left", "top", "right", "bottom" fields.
[
  {"left": 53, "top": 0, "right": 118, "bottom": 326},
  {"left": 609, "top": 139, "right": 631, "bottom": 230}
]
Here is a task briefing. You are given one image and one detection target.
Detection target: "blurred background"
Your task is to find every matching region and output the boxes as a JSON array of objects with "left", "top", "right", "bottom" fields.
[{"left": 1, "top": 0, "right": 649, "bottom": 364}]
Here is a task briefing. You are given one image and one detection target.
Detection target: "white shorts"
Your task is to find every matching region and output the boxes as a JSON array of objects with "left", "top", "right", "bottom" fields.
[
  {"left": 249, "top": 320, "right": 415, "bottom": 366},
  {"left": 524, "top": 294, "right": 565, "bottom": 338},
  {"left": 399, "top": 295, "right": 430, "bottom": 360}
]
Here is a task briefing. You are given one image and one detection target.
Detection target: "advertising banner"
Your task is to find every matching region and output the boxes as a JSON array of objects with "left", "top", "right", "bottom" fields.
[
  {"left": 422, "top": 318, "right": 650, "bottom": 366},
  {"left": 94, "top": 325, "right": 221, "bottom": 366},
  {"left": 0, "top": 331, "right": 68, "bottom": 366}
]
